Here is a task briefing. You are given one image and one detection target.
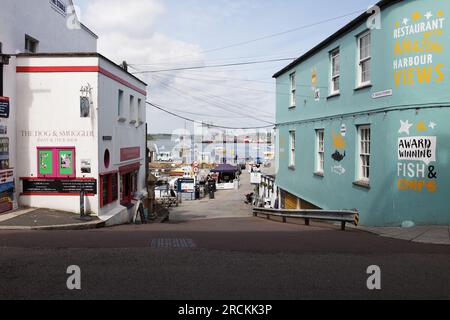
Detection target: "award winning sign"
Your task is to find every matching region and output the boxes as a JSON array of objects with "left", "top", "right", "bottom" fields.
[
  {"left": 22, "top": 178, "right": 97, "bottom": 195},
  {"left": 0, "top": 97, "right": 10, "bottom": 119}
]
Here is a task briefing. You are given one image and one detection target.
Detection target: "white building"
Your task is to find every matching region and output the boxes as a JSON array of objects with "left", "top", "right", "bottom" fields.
[
  {"left": 0, "top": 1, "right": 149, "bottom": 224},
  {"left": 0, "top": 0, "right": 97, "bottom": 214}
]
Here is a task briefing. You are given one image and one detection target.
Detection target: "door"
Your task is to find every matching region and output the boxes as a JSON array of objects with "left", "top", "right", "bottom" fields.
[{"left": 121, "top": 173, "right": 132, "bottom": 204}]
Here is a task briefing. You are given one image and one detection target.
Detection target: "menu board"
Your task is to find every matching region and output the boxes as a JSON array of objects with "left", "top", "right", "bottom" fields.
[{"left": 23, "top": 179, "right": 97, "bottom": 195}]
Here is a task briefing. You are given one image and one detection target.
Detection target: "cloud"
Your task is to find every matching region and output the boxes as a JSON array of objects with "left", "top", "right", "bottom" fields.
[
  {"left": 82, "top": 0, "right": 203, "bottom": 66},
  {"left": 83, "top": 0, "right": 164, "bottom": 36},
  {"left": 78, "top": 0, "right": 275, "bottom": 133}
]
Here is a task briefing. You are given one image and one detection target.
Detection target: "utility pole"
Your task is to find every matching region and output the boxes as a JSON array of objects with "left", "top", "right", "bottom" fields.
[{"left": 0, "top": 43, "right": 5, "bottom": 97}]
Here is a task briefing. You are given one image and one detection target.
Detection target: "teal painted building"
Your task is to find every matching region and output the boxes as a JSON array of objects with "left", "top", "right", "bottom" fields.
[{"left": 273, "top": 0, "right": 450, "bottom": 226}]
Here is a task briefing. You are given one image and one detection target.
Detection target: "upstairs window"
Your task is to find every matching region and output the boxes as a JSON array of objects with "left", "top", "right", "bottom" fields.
[
  {"left": 357, "top": 125, "right": 371, "bottom": 183},
  {"left": 50, "top": 0, "right": 67, "bottom": 15},
  {"left": 25, "top": 35, "right": 39, "bottom": 53},
  {"left": 357, "top": 31, "right": 371, "bottom": 87},
  {"left": 289, "top": 72, "right": 296, "bottom": 108},
  {"left": 330, "top": 49, "right": 340, "bottom": 95},
  {"left": 289, "top": 130, "right": 296, "bottom": 168},
  {"left": 129, "top": 95, "right": 136, "bottom": 124},
  {"left": 118, "top": 90, "right": 125, "bottom": 121},
  {"left": 138, "top": 98, "right": 144, "bottom": 125},
  {"left": 316, "top": 129, "right": 325, "bottom": 174}
]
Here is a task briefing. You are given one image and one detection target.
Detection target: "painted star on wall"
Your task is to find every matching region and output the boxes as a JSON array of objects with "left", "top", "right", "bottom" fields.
[
  {"left": 399, "top": 120, "right": 413, "bottom": 135},
  {"left": 424, "top": 12, "right": 433, "bottom": 20},
  {"left": 429, "top": 122, "right": 437, "bottom": 130}
]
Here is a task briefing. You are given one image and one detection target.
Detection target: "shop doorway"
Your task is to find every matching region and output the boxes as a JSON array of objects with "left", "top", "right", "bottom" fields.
[
  {"left": 120, "top": 170, "right": 138, "bottom": 205},
  {"left": 121, "top": 173, "right": 132, "bottom": 205}
]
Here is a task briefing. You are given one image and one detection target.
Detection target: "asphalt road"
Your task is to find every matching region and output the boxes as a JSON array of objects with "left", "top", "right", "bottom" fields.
[
  {"left": 0, "top": 174, "right": 449, "bottom": 300},
  {"left": 0, "top": 216, "right": 449, "bottom": 300}
]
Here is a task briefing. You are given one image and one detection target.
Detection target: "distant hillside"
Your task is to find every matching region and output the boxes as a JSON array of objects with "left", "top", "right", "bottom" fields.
[{"left": 147, "top": 134, "right": 172, "bottom": 141}]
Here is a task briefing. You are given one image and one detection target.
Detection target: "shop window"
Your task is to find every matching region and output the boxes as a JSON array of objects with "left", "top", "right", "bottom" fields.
[
  {"left": 37, "top": 147, "right": 76, "bottom": 178},
  {"left": 100, "top": 172, "right": 119, "bottom": 208},
  {"left": 0, "top": 138, "right": 10, "bottom": 170}
]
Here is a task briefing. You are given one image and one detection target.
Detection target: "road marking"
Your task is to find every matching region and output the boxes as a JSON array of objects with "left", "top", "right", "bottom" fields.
[{"left": 151, "top": 238, "right": 196, "bottom": 249}]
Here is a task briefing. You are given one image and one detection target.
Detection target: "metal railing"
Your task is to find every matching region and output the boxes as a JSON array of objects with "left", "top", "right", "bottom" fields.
[{"left": 253, "top": 207, "right": 359, "bottom": 231}]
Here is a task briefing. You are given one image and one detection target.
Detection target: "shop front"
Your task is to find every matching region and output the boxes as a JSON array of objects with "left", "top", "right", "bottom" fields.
[{"left": 119, "top": 162, "right": 140, "bottom": 206}]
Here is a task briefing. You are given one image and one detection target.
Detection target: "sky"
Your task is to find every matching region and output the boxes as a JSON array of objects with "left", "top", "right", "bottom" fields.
[{"left": 74, "top": 0, "right": 377, "bottom": 134}]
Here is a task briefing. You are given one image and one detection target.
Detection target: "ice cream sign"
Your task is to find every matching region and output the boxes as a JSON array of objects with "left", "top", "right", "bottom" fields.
[{"left": 393, "top": 9, "right": 445, "bottom": 87}]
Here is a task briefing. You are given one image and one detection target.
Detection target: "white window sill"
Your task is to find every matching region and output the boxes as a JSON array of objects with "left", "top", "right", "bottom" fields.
[{"left": 355, "top": 83, "right": 372, "bottom": 91}]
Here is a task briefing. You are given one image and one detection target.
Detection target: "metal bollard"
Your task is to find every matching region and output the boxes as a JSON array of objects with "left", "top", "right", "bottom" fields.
[{"left": 80, "top": 190, "right": 85, "bottom": 219}]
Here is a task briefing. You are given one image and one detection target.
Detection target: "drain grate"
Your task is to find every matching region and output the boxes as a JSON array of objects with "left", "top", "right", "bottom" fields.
[{"left": 151, "top": 238, "right": 196, "bottom": 249}]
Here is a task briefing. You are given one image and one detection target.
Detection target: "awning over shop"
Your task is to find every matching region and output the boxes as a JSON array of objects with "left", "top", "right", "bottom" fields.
[
  {"left": 210, "top": 164, "right": 239, "bottom": 174},
  {"left": 119, "top": 162, "right": 141, "bottom": 174}
]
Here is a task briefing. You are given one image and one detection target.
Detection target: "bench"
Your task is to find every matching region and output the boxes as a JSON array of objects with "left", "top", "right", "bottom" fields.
[{"left": 253, "top": 207, "right": 359, "bottom": 231}]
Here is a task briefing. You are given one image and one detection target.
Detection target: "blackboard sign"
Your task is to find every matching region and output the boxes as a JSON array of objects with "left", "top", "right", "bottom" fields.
[
  {"left": 22, "top": 179, "right": 97, "bottom": 195},
  {"left": 0, "top": 97, "right": 10, "bottom": 119}
]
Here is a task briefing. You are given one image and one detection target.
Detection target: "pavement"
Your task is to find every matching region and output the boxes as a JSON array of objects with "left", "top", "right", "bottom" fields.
[
  {"left": 0, "top": 208, "right": 104, "bottom": 230},
  {"left": 358, "top": 225, "right": 450, "bottom": 245}
]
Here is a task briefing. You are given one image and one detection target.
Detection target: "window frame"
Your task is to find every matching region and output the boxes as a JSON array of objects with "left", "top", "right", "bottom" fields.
[
  {"left": 25, "top": 35, "right": 39, "bottom": 53},
  {"left": 118, "top": 89, "right": 125, "bottom": 121},
  {"left": 315, "top": 129, "right": 325, "bottom": 174},
  {"left": 357, "top": 125, "right": 371, "bottom": 184},
  {"left": 137, "top": 98, "right": 144, "bottom": 125},
  {"left": 289, "top": 130, "right": 296, "bottom": 168},
  {"left": 37, "top": 147, "right": 76, "bottom": 179},
  {"left": 289, "top": 72, "right": 296, "bottom": 108},
  {"left": 330, "top": 48, "right": 340, "bottom": 95},
  {"left": 357, "top": 31, "right": 371, "bottom": 87},
  {"left": 129, "top": 95, "right": 136, "bottom": 124},
  {"left": 100, "top": 172, "right": 119, "bottom": 208}
]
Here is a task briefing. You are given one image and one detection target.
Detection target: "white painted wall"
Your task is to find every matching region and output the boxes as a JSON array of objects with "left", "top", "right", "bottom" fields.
[
  {"left": 15, "top": 55, "right": 147, "bottom": 219},
  {"left": 0, "top": 0, "right": 97, "bottom": 55},
  {"left": 97, "top": 58, "right": 147, "bottom": 217},
  {"left": 0, "top": 0, "right": 97, "bottom": 212},
  {"left": 16, "top": 56, "right": 100, "bottom": 214}
]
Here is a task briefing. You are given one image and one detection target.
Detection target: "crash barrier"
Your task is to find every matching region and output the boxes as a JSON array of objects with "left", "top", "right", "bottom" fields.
[{"left": 253, "top": 207, "right": 359, "bottom": 231}]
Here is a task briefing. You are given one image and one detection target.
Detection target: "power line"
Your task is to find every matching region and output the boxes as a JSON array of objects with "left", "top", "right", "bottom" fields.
[
  {"left": 200, "top": 9, "right": 365, "bottom": 54},
  {"left": 134, "top": 8, "right": 365, "bottom": 65},
  {"left": 147, "top": 102, "right": 274, "bottom": 130},
  {"left": 168, "top": 73, "right": 329, "bottom": 95},
  {"left": 132, "top": 58, "right": 295, "bottom": 74},
  {"left": 151, "top": 75, "right": 275, "bottom": 121}
]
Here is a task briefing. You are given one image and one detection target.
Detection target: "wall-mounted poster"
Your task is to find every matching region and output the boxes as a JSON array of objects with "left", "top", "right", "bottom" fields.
[
  {"left": 81, "top": 159, "right": 91, "bottom": 174},
  {"left": 59, "top": 150, "right": 74, "bottom": 176},
  {"left": 0, "top": 169, "right": 14, "bottom": 214},
  {"left": 0, "top": 138, "right": 10, "bottom": 170},
  {"left": 39, "top": 149, "right": 54, "bottom": 176},
  {"left": 0, "top": 97, "right": 10, "bottom": 119}
]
